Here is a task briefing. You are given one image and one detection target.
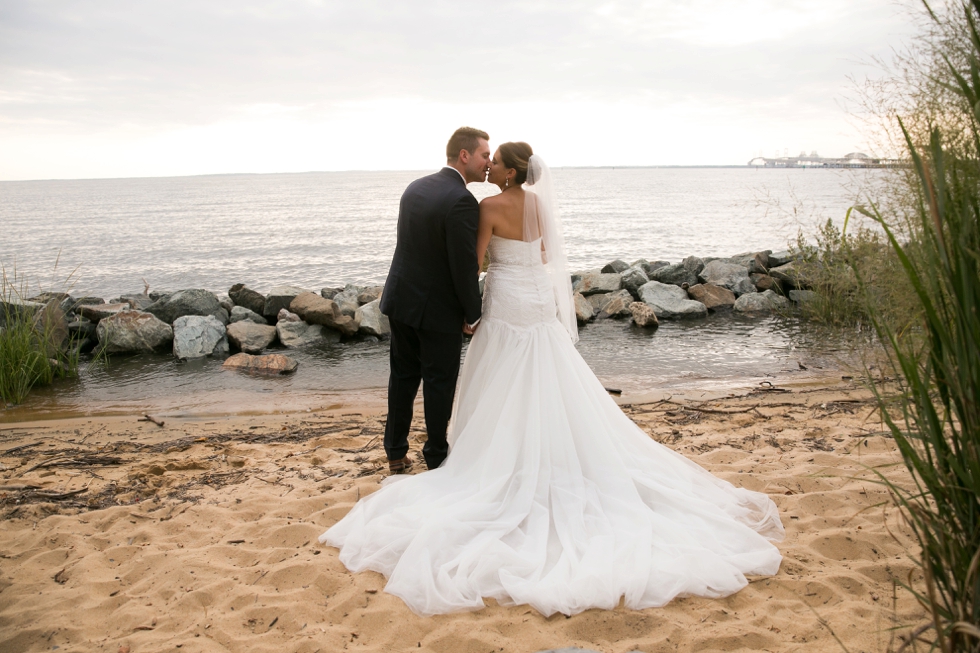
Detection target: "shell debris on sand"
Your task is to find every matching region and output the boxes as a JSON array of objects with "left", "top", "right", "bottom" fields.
[{"left": 0, "top": 382, "right": 925, "bottom": 653}]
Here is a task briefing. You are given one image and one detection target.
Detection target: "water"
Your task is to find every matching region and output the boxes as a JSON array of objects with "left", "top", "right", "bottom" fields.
[{"left": 0, "top": 167, "right": 881, "bottom": 420}]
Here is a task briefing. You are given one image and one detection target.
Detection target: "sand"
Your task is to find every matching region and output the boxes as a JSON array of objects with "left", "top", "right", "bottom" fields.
[{"left": 0, "top": 379, "right": 926, "bottom": 653}]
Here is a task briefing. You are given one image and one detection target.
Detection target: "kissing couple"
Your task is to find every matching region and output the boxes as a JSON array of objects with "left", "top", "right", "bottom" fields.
[{"left": 319, "top": 127, "right": 785, "bottom": 617}]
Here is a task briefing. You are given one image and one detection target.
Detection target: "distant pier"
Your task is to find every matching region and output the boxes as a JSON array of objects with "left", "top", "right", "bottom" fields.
[{"left": 748, "top": 152, "right": 906, "bottom": 168}]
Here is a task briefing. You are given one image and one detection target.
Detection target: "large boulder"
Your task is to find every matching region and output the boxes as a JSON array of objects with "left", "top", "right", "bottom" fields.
[
  {"left": 172, "top": 315, "right": 228, "bottom": 360},
  {"left": 228, "top": 284, "right": 267, "bottom": 316},
  {"left": 77, "top": 302, "right": 130, "bottom": 323},
  {"left": 620, "top": 266, "right": 649, "bottom": 299},
  {"left": 734, "top": 289, "right": 790, "bottom": 313},
  {"left": 595, "top": 289, "right": 633, "bottom": 319},
  {"left": 289, "top": 291, "right": 359, "bottom": 336},
  {"left": 276, "top": 320, "right": 339, "bottom": 347},
  {"left": 573, "top": 292, "right": 594, "bottom": 323},
  {"left": 223, "top": 353, "right": 298, "bottom": 375},
  {"left": 650, "top": 262, "right": 698, "bottom": 287},
  {"left": 145, "top": 289, "right": 222, "bottom": 325},
  {"left": 96, "top": 311, "right": 173, "bottom": 354},
  {"left": 698, "top": 260, "right": 756, "bottom": 296},
  {"left": 601, "top": 259, "right": 630, "bottom": 274},
  {"left": 572, "top": 271, "right": 622, "bottom": 296},
  {"left": 355, "top": 299, "right": 391, "bottom": 337},
  {"left": 686, "top": 283, "right": 736, "bottom": 311},
  {"left": 263, "top": 285, "right": 308, "bottom": 320},
  {"left": 226, "top": 321, "right": 277, "bottom": 354},
  {"left": 629, "top": 301, "right": 659, "bottom": 328},
  {"left": 637, "top": 281, "right": 708, "bottom": 319},
  {"left": 229, "top": 305, "right": 267, "bottom": 325}
]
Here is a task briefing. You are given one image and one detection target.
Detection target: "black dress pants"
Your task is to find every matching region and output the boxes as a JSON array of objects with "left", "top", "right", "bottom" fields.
[{"left": 384, "top": 318, "right": 463, "bottom": 469}]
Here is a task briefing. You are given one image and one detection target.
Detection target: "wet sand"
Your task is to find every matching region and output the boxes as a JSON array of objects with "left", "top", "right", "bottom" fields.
[{"left": 0, "top": 379, "right": 925, "bottom": 652}]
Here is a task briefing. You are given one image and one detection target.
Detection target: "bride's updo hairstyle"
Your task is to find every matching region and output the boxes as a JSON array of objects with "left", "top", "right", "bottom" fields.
[{"left": 499, "top": 142, "right": 534, "bottom": 185}]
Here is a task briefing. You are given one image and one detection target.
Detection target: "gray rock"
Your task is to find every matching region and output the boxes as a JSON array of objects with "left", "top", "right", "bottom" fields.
[
  {"left": 620, "top": 266, "right": 649, "bottom": 299},
  {"left": 68, "top": 296, "right": 106, "bottom": 314},
  {"left": 112, "top": 293, "right": 154, "bottom": 311},
  {"left": 734, "top": 289, "right": 790, "bottom": 313},
  {"left": 96, "top": 310, "right": 174, "bottom": 353},
  {"left": 218, "top": 298, "right": 234, "bottom": 314},
  {"left": 637, "top": 281, "right": 708, "bottom": 319},
  {"left": 223, "top": 352, "right": 298, "bottom": 375},
  {"left": 646, "top": 260, "right": 671, "bottom": 274},
  {"left": 67, "top": 317, "right": 98, "bottom": 354},
  {"left": 276, "top": 320, "right": 339, "bottom": 347},
  {"left": 263, "top": 285, "right": 308, "bottom": 320},
  {"left": 320, "top": 287, "right": 344, "bottom": 300},
  {"left": 601, "top": 259, "right": 630, "bottom": 274},
  {"left": 572, "top": 271, "right": 622, "bottom": 296},
  {"left": 768, "top": 250, "right": 798, "bottom": 267},
  {"left": 596, "top": 289, "right": 633, "bottom": 319},
  {"left": 229, "top": 305, "right": 267, "bottom": 325},
  {"left": 332, "top": 289, "right": 360, "bottom": 317},
  {"left": 573, "top": 292, "right": 594, "bottom": 323},
  {"left": 211, "top": 306, "right": 230, "bottom": 326},
  {"left": 228, "top": 284, "right": 267, "bottom": 316},
  {"left": 650, "top": 262, "right": 698, "bottom": 287},
  {"left": 686, "top": 283, "right": 736, "bottom": 311},
  {"left": 587, "top": 293, "right": 611, "bottom": 311},
  {"left": 277, "top": 308, "right": 302, "bottom": 323},
  {"left": 629, "top": 258, "right": 649, "bottom": 269},
  {"left": 78, "top": 302, "right": 131, "bottom": 323},
  {"left": 698, "top": 260, "right": 755, "bottom": 296},
  {"left": 146, "top": 289, "right": 222, "bottom": 325},
  {"left": 769, "top": 261, "right": 805, "bottom": 288},
  {"left": 682, "top": 255, "right": 705, "bottom": 276},
  {"left": 147, "top": 290, "right": 173, "bottom": 302},
  {"left": 172, "top": 315, "right": 228, "bottom": 360},
  {"left": 357, "top": 286, "right": 384, "bottom": 305},
  {"left": 629, "top": 301, "right": 659, "bottom": 328},
  {"left": 226, "top": 321, "right": 278, "bottom": 354},
  {"left": 727, "top": 250, "right": 767, "bottom": 269},
  {"left": 355, "top": 299, "right": 391, "bottom": 337},
  {"left": 2, "top": 298, "right": 47, "bottom": 330},
  {"left": 749, "top": 251, "right": 771, "bottom": 274},
  {"left": 30, "top": 292, "right": 76, "bottom": 316},
  {"left": 289, "top": 291, "right": 359, "bottom": 337},
  {"left": 790, "top": 289, "right": 818, "bottom": 303}
]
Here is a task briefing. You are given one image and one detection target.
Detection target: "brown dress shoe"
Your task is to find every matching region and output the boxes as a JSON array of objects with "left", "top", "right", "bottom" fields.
[{"left": 388, "top": 456, "right": 414, "bottom": 474}]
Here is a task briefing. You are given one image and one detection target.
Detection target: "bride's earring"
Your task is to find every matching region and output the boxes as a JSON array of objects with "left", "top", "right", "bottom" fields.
[{"left": 505, "top": 178, "right": 510, "bottom": 188}]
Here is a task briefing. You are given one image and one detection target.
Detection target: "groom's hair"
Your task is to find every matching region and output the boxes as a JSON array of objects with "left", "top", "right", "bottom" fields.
[{"left": 446, "top": 127, "right": 489, "bottom": 162}]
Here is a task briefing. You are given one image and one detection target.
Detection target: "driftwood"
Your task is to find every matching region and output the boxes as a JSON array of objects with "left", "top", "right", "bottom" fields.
[{"left": 138, "top": 414, "right": 165, "bottom": 427}]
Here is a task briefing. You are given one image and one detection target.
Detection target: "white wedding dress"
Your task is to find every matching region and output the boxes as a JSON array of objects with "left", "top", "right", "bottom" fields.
[{"left": 320, "top": 161, "right": 783, "bottom": 618}]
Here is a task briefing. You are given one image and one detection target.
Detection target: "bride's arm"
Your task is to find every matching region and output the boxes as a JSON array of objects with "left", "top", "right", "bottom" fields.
[{"left": 477, "top": 199, "right": 495, "bottom": 273}]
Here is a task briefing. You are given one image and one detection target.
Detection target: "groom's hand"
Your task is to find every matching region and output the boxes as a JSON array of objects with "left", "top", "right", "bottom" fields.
[{"left": 462, "top": 320, "right": 479, "bottom": 335}]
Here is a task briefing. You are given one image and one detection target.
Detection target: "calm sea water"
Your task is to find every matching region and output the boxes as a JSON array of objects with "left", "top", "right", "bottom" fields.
[{"left": 0, "top": 168, "right": 883, "bottom": 419}]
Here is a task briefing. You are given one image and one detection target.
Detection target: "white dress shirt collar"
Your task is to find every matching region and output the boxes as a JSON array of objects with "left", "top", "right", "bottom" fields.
[{"left": 442, "top": 166, "right": 467, "bottom": 184}]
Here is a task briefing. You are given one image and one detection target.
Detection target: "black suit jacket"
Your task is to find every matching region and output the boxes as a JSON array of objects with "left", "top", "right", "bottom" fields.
[{"left": 380, "top": 167, "right": 483, "bottom": 333}]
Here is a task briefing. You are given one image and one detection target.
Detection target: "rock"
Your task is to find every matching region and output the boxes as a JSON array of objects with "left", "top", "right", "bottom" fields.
[
  {"left": 68, "top": 296, "right": 106, "bottom": 313},
  {"left": 356, "top": 286, "right": 384, "bottom": 305},
  {"left": 727, "top": 251, "right": 767, "bottom": 269},
  {"left": 219, "top": 298, "right": 234, "bottom": 314},
  {"left": 573, "top": 292, "right": 594, "bottom": 323},
  {"left": 629, "top": 301, "right": 659, "bottom": 328},
  {"left": 332, "top": 289, "right": 360, "bottom": 317},
  {"left": 148, "top": 290, "right": 173, "bottom": 302},
  {"left": 1, "top": 298, "right": 43, "bottom": 330},
  {"left": 587, "top": 293, "right": 610, "bottom": 312},
  {"left": 682, "top": 255, "right": 705, "bottom": 276},
  {"left": 637, "top": 281, "right": 708, "bottom": 319},
  {"left": 698, "top": 260, "right": 756, "bottom": 296},
  {"left": 228, "top": 284, "right": 267, "bottom": 316},
  {"left": 572, "top": 271, "right": 622, "bottom": 296},
  {"left": 595, "top": 289, "right": 633, "bottom": 319},
  {"left": 226, "top": 321, "right": 278, "bottom": 354},
  {"left": 620, "top": 266, "right": 649, "bottom": 299},
  {"left": 686, "top": 283, "right": 736, "bottom": 311},
  {"left": 112, "top": 293, "right": 154, "bottom": 310},
  {"left": 96, "top": 311, "right": 173, "bottom": 353},
  {"left": 320, "top": 287, "right": 344, "bottom": 300},
  {"left": 68, "top": 317, "right": 97, "bottom": 353},
  {"left": 262, "top": 285, "right": 308, "bottom": 320},
  {"left": 749, "top": 251, "right": 771, "bottom": 274},
  {"left": 30, "top": 292, "right": 76, "bottom": 316},
  {"left": 650, "top": 263, "right": 698, "bottom": 287},
  {"left": 77, "top": 302, "right": 131, "bottom": 323},
  {"left": 734, "top": 289, "right": 790, "bottom": 313},
  {"left": 629, "top": 258, "right": 649, "bottom": 269},
  {"left": 768, "top": 250, "right": 797, "bottom": 267},
  {"left": 601, "top": 259, "right": 630, "bottom": 274},
  {"left": 145, "top": 289, "right": 221, "bottom": 325},
  {"left": 646, "top": 260, "right": 671, "bottom": 275},
  {"left": 355, "top": 299, "right": 391, "bottom": 337},
  {"left": 212, "top": 306, "right": 230, "bottom": 325},
  {"left": 276, "top": 320, "right": 339, "bottom": 347},
  {"left": 750, "top": 273, "right": 778, "bottom": 291},
  {"left": 229, "top": 305, "right": 267, "bottom": 325},
  {"left": 289, "top": 292, "right": 359, "bottom": 337},
  {"left": 769, "top": 261, "right": 805, "bottom": 288},
  {"left": 790, "top": 289, "right": 818, "bottom": 303},
  {"left": 277, "top": 308, "right": 302, "bottom": 323},
  {"left": 222, "top": 352, "right": 298, "bottom": 375},
  {"left": 172, "top": 315, "right": 228, "bottom": 360}
]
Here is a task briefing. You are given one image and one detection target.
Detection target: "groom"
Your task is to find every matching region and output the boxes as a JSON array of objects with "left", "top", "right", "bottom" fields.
[{"left": 379, "top": 127, "right": 489, "bottom": 473}]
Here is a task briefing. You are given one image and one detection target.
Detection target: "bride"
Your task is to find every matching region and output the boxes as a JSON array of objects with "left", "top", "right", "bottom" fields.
[{"left": 319, "top": 143, "right": 784, "bottom": 617}]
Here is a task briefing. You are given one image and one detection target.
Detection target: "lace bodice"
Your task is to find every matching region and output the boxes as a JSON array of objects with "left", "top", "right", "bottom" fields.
[{"left": 482, "top": 235, "right": 558, "bottom": 329}]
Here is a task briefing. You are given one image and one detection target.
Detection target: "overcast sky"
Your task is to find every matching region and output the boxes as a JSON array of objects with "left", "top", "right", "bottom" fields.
[{"left": 0, "top": 0, "right": 915, "bottom": 180}]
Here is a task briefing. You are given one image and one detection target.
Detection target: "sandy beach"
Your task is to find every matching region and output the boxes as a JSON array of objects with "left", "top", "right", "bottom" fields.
[{"left": 0, "top": 379, "right": 925, "bottom": 653}]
